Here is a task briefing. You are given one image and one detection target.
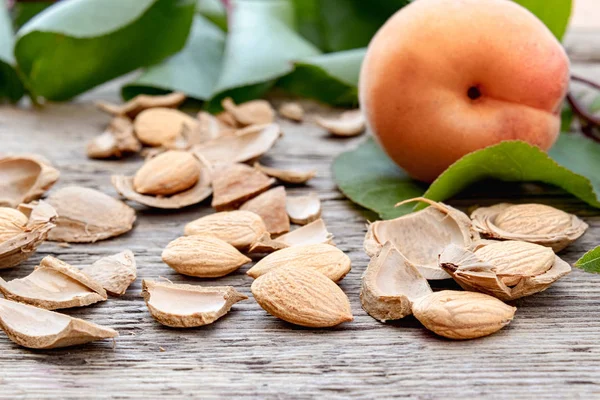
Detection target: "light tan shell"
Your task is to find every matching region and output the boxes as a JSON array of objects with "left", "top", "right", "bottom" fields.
[
  {"left": 470, "top": 203, "right": 588, "bottom": 252},
  {"left": 46, "top": 186, "right": 136, "bottom": 243},
  {"left": 112, "top": 158, "right": 212, "bottom": 209},
  {"left": 286, "top": 192, "right": 321, "bottom": 225},
  {"left": 193, "top": 123, "right": 281, "bottom": 167},
  {"left": 278, "top": 102, "right": 304, "bottom": 122},
  {"left": 249, "top": 218, "right": 334, "bottom": 253},
  {"left": 364, "top": 197, "right": 479, "bottom": 280},
  {"left": 194, "top": 111, "right": 235, "bottom": 143},
  {"left": 0, "top": 154, "right": 60, "bottom": 208},
  {"left": 360, "top": 242, "right": 432, "bottom": 322},
  {"left": 0, "top": 201, "right": 57, "bottom": 269},
  {"left": 87, "top": 116, "right": 141, "bottom": 159},
  {"left": 251, "top": 266, "right": 353, "bottom": 327},
  {"left": 162, "top": 235, "right": 251, "bottom": 277},
  {"left": 184, "top": 210, "right": 267, "bottom": 250},
  {"left": 81, "top": 250, "right": 137, "bottom": 296},
  {"left": 253, "top": 162, "right": 316, "bottom": 184},
  {"left": 412, "top": 290, "right": 516, "bottom": 340},
  {"left": 216, "top": 110, "right": 239, "bottom": 128},
  {"left": 142, "top": 280, "right": 247, "bottom": 328},
  {"left": 247, "top": 243, "right": 351, "bottom": 281},
  {"left": 0, "top": 298, "right": 117, "bottom": 349},
  {"left": 222, "top": 97, "right": 275, "bottom": 126},
  {"left": 134, "top": 107, "right": 199, "bottom": 147},
  {"left": 96, "top": 92, "right": 186, "bottom": 118},
  {"left": 315, "top": 109, "right": 365, "bottom": 137},
  {"left": 240, "top": 186, "right": 289, "bottom": 235},
  {"left": 211, "top": 163, "right": 275, "bottom": 211},
  {"left": 439, "top": 241, "right": 571, "bottom": 301},
  {"left": 0, "top": 207, "right": 28, "bottom": 243},
  {"left": 133, "top": 150, "right": 201, "bottom": 196},
  {"left": 0, "top": 256, "right": 107, "bottom": 310}
]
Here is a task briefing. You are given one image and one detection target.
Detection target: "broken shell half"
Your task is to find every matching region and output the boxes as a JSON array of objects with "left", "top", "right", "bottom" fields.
[
  {"left": 0, "top": 154, "right": 60, "bottom": 208},
  {"left": 112, "top": 158, "right": 212, "bottom": 210},
  {"left": 360, "top": 242, "right": 432, "bottom": 322},
  {"left": 439, "top": 241, "right": 571, "bottom": 301},
  {"left": 0, "top": 256, "right": 107, "bottom": 310},
  {"left": 315, "top": 109, "right": 366, "bottom": 137},
  {"left": 0, "top": 298, "right": 117, "bottom": 349},
  {"left": 247, "top": 243, "right": 351, "bottom": 282},
  {"left": 81, "top": 250, "right": 137, "bottom": 296},
  {"left": 470, "top": 203, "right": 588, "bottom": 252},
  {"left": 412, "top": 290, "right": 516, "bottom": 340},
  {"left": 211, "top": 163, "right": 275, "bottom": 211},
  {"left": 133, "top": 150, "right": 201, "bottom": 196},
  {"left": 134, "top": 107, "right": 199, "bottom": 147},
  {"left": 194, "top": 111, "right": 234, "bottom": 143},
  {"left": 240, "top": 186, "right": 290, "bottom": 235},
  {"left": 0, "top": 201, "right": 57, "bottom": 269},
  {"left": 249, "top": 218, "right": 334, "bottom": 253},
  {"left": 162, "top": 235, "right": 251, "bottom": 278},
  {"left": 46, "top": 186, "right": 136, "bottom": 243},
  {"left": 193, "top": 123, "right": 281, "bottom": 167},
  {"left": 221, "top": 97, "right": 275, "bottom": 126},
  {"left": 142, "top": 280, "right": 247, "bottom": 328},
  {"left": 364, "top": 197, "right": 479, "bottom": 280},
  {"left": 286, "top": 192, "right": 321, "bottom": 225},
  {"left": 0, "top": 207, "right": 28, "bottom": 243},
  {"left": 251, "top": 266, "right": 353, "bottom": 328},
  {"left": 184, "top": 210, "right": 267, "bottom": 250},
  {"left": 254, "top": 162, "right": 316, "bottom": 185},
  {"left": 96, "top": 92, "right": 186, "bottom": 118},
  {"left": 278, "top": 102, "right": 304, "bottom": 122},
  {"left": 87, "top": 116, "right": 141, "bottom": 159},
  {"left": 216, "top": 110, "right": 239, "bottom": 128}
]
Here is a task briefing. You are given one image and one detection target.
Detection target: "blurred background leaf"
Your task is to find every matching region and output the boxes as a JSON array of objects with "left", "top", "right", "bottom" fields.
[
  {"left": 196, "top": 0, "right": 227, "bottom": 31},
  {"left": 10, "top": 0, "right": 54, "bottom": 30},
  {"left": 14, "top": 0, "right": 196, "bottom": 101},
  {"left": 513, "top": 0, "right": 572, "bottom": 40},
  {"left": 292, "top": 0, "right": 409, "bottom": 52},
  {"left": 122, "top": 15, "right": 225, "bottom": 101},
  {"left": 0, "top": 0, "right": 24, "bottom": 102},
  {"left": 204, "top": 0, "right": 321, "bottom": 111},
  {"left": 277, "top": 48, "right": 365, "bottom": 106}
]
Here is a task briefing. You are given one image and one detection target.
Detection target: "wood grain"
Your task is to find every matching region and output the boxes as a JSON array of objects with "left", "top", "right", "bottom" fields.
[{"left": 1, "top": 50, "right": 600, "bottom": 400}]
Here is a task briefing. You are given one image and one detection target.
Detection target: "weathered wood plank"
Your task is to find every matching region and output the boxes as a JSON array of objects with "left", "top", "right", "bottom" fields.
[{"left": 1, "top": 47, "right": 600, "bottom": 400}]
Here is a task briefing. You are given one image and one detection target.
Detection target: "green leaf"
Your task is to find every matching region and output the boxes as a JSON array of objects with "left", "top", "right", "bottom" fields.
[
  {"left": 333, "top": 135, "right": 600, "bottom": 219},
  {"left": 121, "top": 15, "right": 225, "bottom": 101},
  {"left": 512, "top": 0, "right": 572, "bottom": 40},
  {"left": 10, "top": 1, "right": 54, "bottom": 30},
  {"left": 419, "top": 136, "right": 600, "bottom": 210},
  {"left": 14, "top": 0, "right": 196, "bottom": 101},
  {"left": 205, "top": 0, "right": 321, "bottom": 110},
  {"left": 561, "top": 103, "right": 574, "bottom": 132},
  {"left": 0, "top": 1, "right": 24, "bottom": 102},
  {"left": 590, "top": 94, "right": 600, "bottom": 114},
  {"left": 575, "top": 246, "right": 600, "bottom": 274},
  {"left": 332, "top": 138, "right": 427, "bottom": 219},
  {"left": 548, "top": 133, "right": 600, "bottom": 197},
  {"left": 196, "top": 0, "right": 227, "bottom": 31},
  {"left": 292, "top": 0, "right": 409, "bottom": 52},
  {"left": 277, "top": 48, "right": 364, "bottom": 106}
]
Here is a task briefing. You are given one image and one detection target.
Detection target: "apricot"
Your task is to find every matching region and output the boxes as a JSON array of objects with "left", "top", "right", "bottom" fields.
[{"left": 359, "top": 0, "right": 570, "bottom": 182}]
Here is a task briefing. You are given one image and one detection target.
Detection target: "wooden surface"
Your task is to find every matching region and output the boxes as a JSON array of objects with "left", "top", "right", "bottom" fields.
[{"left": 2, "top": 31, "right": 600, "bottom": 400}]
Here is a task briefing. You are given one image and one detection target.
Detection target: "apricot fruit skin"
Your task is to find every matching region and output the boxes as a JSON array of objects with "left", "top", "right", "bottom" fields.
[{"left": 359, "top": 0, "right": 570, "bottom": 182}]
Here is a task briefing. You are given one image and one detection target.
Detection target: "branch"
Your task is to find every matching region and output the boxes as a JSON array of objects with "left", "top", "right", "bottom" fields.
[{"left": 568, "top": 74, "right": 600, "bottom": 141}]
